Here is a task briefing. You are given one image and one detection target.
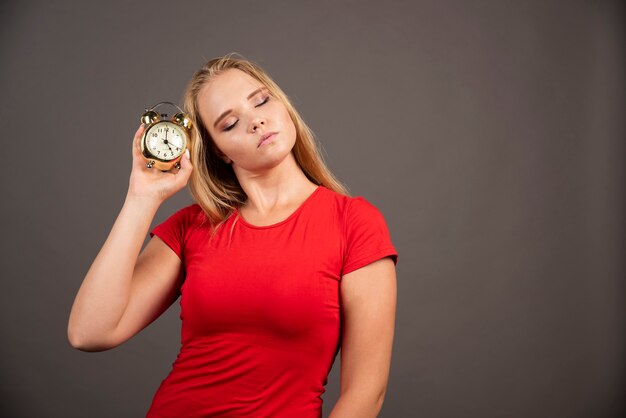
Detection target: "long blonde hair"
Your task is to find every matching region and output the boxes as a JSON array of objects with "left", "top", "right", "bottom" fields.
[{"left": 182, "top": 53, "right": 349, "bottom": 227}]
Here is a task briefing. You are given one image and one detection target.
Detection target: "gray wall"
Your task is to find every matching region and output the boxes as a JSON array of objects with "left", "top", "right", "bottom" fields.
[{"left": 0, "top": 0, "right": 624, "bottom": 417}]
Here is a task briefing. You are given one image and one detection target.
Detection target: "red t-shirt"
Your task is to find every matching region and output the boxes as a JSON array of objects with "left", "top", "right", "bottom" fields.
[{"left": 146, "top": 185, "right": 397, "bottom": 418}]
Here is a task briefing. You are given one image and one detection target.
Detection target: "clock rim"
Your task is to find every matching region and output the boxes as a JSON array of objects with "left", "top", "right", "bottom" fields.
[{"left": 141, "top": 120, "right": 189, "bottom": 163}]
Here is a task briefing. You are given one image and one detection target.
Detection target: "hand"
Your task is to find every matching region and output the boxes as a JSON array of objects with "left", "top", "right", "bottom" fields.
[{"left": 126, "top": 125, "right": 193, "bottom": 204}]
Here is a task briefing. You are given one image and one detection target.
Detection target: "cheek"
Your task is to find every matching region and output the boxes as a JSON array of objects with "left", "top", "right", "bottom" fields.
[
  {"left": 279, "top": 109, "right": 297, "bottom": 139},
  {"left": 207, "top": 131, "right": 239, "bottom": 160},
  {"left": 216, "top": 136, "right": 246, "bottom": 159}
]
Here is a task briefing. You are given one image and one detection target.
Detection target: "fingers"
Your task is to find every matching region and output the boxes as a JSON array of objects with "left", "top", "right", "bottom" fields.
[
  {"left": 131, "top": 125, "right": 147, "bottom": 169},
  {"left": 181, "top": 149, "right": 192, "bottom": 168},
  {"left": 175, "top": 149, "right": 193, "bottom": 182},
  {"left": 132, "top": 125, "right": 144, "bottom": 152}
]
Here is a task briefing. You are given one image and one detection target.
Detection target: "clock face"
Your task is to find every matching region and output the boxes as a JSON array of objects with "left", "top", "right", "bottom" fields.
[{"left": 144, "top": 121, "right": 187, "bottom": 161}]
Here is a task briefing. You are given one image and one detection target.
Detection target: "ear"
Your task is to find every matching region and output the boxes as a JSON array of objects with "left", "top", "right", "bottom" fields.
[
  {"left": 211, "top": 143, "right": 232, "bottom": 164},
  {"left": 216, "top": 150, "right": 231, "bottom": 164}
]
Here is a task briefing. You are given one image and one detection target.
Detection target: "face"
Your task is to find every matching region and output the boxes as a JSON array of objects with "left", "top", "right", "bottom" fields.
[{"left": 197, "top": 69, "right": 297, "bottom": 173}]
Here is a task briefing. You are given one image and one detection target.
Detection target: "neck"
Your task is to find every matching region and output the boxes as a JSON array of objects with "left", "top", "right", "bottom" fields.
[{"left": 233, "top": 152, "right": 318, "bottom": 213}]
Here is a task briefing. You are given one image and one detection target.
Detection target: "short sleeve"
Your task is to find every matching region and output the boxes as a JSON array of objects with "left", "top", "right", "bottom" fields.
[
  {"left": 342, "top": 197, "right": 398, "bottom": 276},
  {"left": 149, "top": 205, "right": 196, "bottom": 260}
]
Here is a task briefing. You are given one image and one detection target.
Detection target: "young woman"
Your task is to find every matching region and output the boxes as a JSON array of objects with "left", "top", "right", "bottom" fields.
[{"left": 68, "top": 54, "right": 398, "bottom": 418}]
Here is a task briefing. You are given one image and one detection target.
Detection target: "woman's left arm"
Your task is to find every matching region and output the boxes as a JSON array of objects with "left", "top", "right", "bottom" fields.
[{"left": 329, "top": 257, "right": 397, "bottom": 418}]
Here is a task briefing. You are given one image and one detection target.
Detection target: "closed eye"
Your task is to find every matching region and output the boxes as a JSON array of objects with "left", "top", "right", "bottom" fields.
[
  {"left": 223, "top": 122, "right": 237, "bottom": 132},
  {"left": 256, "top": 96, "right": 270, "bottom": 107},
  {"left": 223, "top": 96, "right": 270, "bottom": 132}
]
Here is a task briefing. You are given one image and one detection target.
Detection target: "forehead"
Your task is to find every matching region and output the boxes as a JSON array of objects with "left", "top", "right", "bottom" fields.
[{"left": 198, "top": 69, "right": 264, "bottom": 120}]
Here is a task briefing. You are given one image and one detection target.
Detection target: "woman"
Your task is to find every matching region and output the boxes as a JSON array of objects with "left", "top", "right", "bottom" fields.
[{"left": 68, "top": 54, "right": 398, "bottom": 418}]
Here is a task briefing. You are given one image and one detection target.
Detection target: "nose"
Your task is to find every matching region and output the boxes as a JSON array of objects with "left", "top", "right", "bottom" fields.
[{"left": 250, "top": 117, "right": 266, "bottom": 133}]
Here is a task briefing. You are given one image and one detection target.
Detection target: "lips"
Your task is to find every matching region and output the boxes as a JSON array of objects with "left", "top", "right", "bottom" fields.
[{"left": 258, "top": 132, "right": 278, "bottom": 147}]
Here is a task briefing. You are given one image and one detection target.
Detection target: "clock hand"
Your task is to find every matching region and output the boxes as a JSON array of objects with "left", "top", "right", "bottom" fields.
[{"left": 158, "top": 133, "right": 173, "bottom": 150}]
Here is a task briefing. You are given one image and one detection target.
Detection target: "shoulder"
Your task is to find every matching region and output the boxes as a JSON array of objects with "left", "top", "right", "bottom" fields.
[
  {"left": 157, "top": 203, "right": 209, "bottom": 229},
  {"left": 343, "top": 196, "right": 391, "bottom": 237},
  {"left": 167, "top": 203, "right": 202, "bottom": 219},
  {"left": 323, "top": 189, "right": 397, "bottom": 275},
  {"left": 317, "top": 186, "right": 387, "bottom": 221},
  {"left": 314, "top": 187, "right": 393, "bottom": 246},
  {"left": 178, "top": 203, "right": 205, "bottom": 218},
  {"left": 346, "top": 196, "right": 385, "bottom": 219}
]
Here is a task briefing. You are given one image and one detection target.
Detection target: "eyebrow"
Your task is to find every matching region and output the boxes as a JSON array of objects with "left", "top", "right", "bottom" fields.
[{"left": 213, "top": 87, "right": 267, "bottom": 128}]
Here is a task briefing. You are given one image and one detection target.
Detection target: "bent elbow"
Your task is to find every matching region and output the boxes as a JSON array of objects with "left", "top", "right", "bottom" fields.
[
  {"left": 376, "top": 388, "right": 387, "bottom": 412},
  {"left": 67, "top": 326, "right": 116, "bottom": 352},
  {"left": 67, "top": 327, "right": 92, "bottom": 351}
]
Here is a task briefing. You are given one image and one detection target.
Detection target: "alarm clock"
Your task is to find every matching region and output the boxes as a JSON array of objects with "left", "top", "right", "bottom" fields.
[{"left": 140, "top": 101, "right": 192, "bottom": 171}]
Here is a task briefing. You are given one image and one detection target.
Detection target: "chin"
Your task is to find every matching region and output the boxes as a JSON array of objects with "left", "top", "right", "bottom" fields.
[
  {"left": 256, "top": 142, "right": 297, "bottom": 171},
  {"left": 261, "top": 149, "right": 293, "bottom": 170}
]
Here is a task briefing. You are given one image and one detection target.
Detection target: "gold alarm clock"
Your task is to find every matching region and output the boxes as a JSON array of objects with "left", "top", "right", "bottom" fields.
[{"left": 140, "top": 102, "right": 192, "bottom": 171}]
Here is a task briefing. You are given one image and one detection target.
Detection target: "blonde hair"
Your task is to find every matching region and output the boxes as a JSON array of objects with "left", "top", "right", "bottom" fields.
[{"left": 182, "top": 53, "right": 349, "bottom": 228}]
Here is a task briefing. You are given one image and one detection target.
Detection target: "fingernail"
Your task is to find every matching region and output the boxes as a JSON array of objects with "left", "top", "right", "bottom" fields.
[{"left": 185, "top": 149, "right": 190, "bottom": 160}]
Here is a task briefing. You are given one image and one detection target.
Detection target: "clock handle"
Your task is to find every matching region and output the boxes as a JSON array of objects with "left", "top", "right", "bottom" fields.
[{"left": 146, "top": 101, "right": 186, "bottom": 115}]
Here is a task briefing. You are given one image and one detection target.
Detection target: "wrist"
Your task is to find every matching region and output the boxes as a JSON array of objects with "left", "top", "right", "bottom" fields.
[{"left": 123, "top": 192, "right": 163, "bottom": 212}]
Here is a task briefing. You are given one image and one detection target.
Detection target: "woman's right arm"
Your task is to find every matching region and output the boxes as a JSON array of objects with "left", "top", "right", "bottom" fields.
[{"left": 67, "top": 125, "right": 193, "bottom": 352}]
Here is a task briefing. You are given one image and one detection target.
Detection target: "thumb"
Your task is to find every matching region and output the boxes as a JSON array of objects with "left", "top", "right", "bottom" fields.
[{"left": 131, "top": 125, "right": 147, "bottom": 167}]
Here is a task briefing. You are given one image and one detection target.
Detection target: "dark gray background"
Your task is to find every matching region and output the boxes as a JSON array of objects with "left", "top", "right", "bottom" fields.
[{"left": 1, "top": 0, "right": 624, "bottom": 417}]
